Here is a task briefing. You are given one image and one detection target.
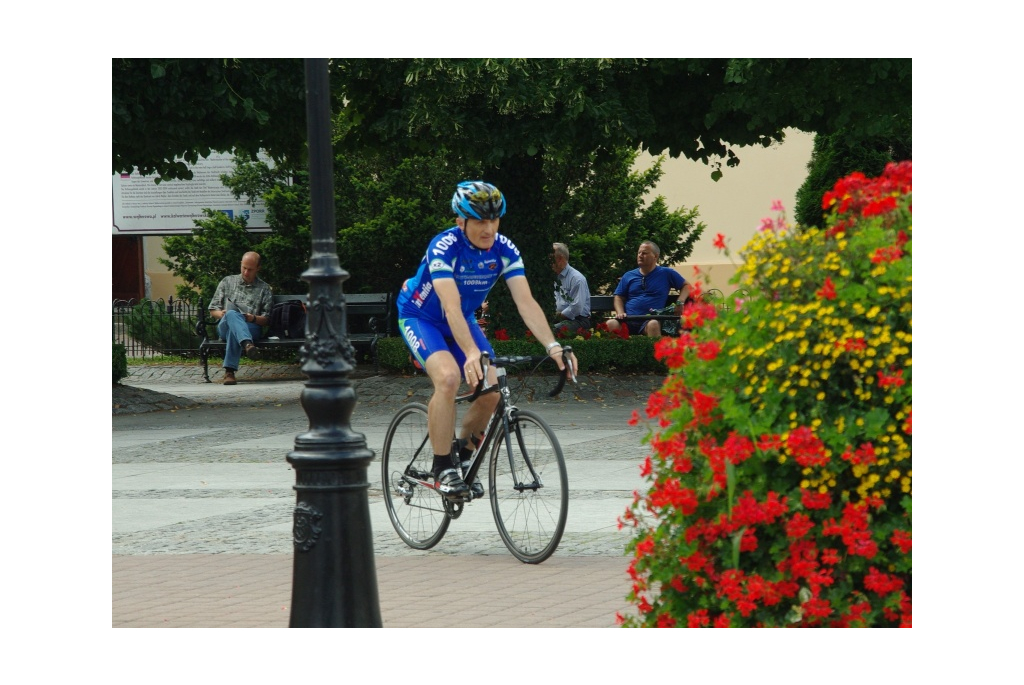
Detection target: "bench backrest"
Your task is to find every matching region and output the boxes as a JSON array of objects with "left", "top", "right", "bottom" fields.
[
  {"left": 274, "top": 292, "right": 392, "bottom": 336},
  {"left": 591, "top": 295, "right": 616, "bottom": 313},
  {"left": 200, "top": 293, "right": 392, "bottom": 336},
  {"left": 344, "top": 292, "right": 389, "bottom": 311},
  {"left": 344, "top": 292, "right": 392, "bottom": 337}
]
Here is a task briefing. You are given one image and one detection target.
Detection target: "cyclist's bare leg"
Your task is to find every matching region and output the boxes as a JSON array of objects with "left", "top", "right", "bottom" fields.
[
  {"left": 424, "top": 351, "right": 461, "bottom": 456},
  {"left": 423, "top": 352, "right": 472, "bottom": 498}
]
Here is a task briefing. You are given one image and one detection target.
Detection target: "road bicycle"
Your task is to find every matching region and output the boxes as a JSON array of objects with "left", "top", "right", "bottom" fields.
[{"left": 381, "top": 349, "right": 575, "bottom": 563}]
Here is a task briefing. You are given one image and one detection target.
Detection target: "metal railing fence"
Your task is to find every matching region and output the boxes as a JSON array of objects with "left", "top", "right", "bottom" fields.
[{"left": 112, "top": 298, "right": 203, "bottom": 359}]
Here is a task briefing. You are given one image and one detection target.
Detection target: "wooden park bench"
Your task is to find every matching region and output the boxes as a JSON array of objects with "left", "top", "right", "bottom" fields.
[{"left": 196, "top": 292, "right": 392, "bottom": 382}]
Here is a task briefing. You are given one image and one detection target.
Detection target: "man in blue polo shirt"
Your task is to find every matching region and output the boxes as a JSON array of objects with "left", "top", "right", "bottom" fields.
[{"left": 606, "top": 240, "right": 690, "bottom": 338}]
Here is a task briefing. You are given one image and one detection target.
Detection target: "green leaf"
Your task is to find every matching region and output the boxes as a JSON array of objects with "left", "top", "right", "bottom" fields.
[
  {"left": 151, "top": 64, "right": 166, "bottom": 79},
  {"left": 726, "top": 459, "right": 736, "bottom": 515},
  {"left": 731, "top": 528, "right": 743, "bottom": 569},
  {"left": 863, "top": 407, "right": 889, "bottom": 435}
]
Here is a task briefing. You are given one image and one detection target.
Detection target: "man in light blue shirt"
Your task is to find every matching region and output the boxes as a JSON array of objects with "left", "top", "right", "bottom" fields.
[{"left": 551, "top": 242, "right": 592, "bottom": 335}]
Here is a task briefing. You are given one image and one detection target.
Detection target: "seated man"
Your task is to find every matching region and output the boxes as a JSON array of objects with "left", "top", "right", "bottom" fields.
[
  {"left": 208, "top": 251, "right": 274, "bottom": 385},
  {"left": 605, "top": 240, "right": 690, "bottom": 338},
  {"left": 551, "top": 242, "right": 592, "bottom": 335}
]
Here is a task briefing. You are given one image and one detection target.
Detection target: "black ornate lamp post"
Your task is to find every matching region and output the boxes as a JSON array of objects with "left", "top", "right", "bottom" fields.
[{"left": 287, "top": 58, "right": 382, "bottom": 627}]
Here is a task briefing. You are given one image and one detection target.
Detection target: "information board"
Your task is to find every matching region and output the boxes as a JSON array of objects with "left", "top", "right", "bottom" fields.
[{"left": 112, "top": 152, "right": 273, "bottom": 235}]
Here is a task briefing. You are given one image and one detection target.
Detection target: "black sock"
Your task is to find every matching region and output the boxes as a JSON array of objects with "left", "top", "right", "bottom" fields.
[
  {"left": 458, "top": 433, "right": 482, "bottom": 463},
  {"left": 432, "top": 454, "right": 453, "bottom": 477}
]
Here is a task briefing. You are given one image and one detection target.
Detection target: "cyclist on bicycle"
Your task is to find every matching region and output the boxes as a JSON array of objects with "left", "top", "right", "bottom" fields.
[{"left": 397, "top": 180, "right": 578, "bottom": 499}]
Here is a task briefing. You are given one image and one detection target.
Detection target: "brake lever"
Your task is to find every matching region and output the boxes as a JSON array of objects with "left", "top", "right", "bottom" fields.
[
  {"left": 480, "top": 352, "right": 491, "bottom": 392},
  {"left": 464, "top": 352, "right": 492, "bottom": 403},
  {"left": 563, "top": 345, "right": 578, "bottom": 387}
]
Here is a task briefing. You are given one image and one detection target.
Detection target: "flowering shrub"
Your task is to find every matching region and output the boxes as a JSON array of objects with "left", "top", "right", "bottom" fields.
[{"left": 619, "top": 162, "right": 911, "bottom": 628}]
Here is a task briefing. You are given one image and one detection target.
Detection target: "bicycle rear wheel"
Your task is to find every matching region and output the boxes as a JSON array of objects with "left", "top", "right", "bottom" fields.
[
  {"left": 381, "top": 402, "right": 450, "bottom": 549},
  {"left": 488, "top": 409, "right": 568, "bottom": 563}
]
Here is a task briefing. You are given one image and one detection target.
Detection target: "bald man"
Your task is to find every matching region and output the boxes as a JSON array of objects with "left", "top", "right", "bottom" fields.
[{"left": 208, "top": 251, "right": 274, "bottom": 384}]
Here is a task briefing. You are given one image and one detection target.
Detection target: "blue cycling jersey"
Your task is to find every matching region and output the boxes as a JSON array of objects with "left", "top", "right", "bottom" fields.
[{"left": 397, "top": 226, "right": 526, "bottom": 324}]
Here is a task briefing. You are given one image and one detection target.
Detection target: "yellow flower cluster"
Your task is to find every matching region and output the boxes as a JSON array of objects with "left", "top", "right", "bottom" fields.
[{"left": 723, "top": 213, "right": 912, "bottom": 506}]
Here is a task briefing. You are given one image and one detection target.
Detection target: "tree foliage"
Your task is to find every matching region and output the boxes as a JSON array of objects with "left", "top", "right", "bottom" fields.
[
  {"left": 160, "top": 151, "right": 462, "bottom": 303},
  {"left": 160, "top": 145, "right": 703, "bottom": 339},
  {"left": 335, "top": 58, "right": 911, "bottom": 179},
  {"left": 118, "top": 58, "right": 909, "bottom": 336},
  {"left": 543, "top": 146, "right": 703, "bottom": 293},
  {"left": 113, "top": 58, "right": 307, "bottom": 180},
  {"left": 160, "top": 209, "right": 264, "bottom": 304},
  {"left": 114, "top": 58, "right": 911, "bottom": 184}
]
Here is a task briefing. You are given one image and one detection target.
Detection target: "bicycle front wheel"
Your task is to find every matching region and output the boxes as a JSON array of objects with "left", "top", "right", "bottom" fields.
[
  {"left": 381, "top": 402, "right": 450, "bottom": 549},
  {"left": 488, "top": 409, "right": 568, "bottom": 563}
]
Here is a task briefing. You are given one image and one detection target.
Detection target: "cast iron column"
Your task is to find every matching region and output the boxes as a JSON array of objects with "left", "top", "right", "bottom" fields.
[{"left": 287, "top": 58, "right": 382, "bottom": 627}]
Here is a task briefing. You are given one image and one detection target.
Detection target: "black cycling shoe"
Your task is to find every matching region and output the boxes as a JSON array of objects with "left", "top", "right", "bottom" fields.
[
  {"left": 434, "top": 468, "right": 470, "bottom": 499},
  {"left": 460, "top": 460, "right": 485, "bottom": 499}
]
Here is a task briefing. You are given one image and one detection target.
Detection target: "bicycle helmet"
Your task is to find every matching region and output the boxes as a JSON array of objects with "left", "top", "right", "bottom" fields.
[{"left": 451, "top": 181, "right": 507, "bottom": 220}]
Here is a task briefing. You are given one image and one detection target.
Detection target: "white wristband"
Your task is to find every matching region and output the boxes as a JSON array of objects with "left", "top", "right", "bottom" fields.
[{"left": 546, "top": 341, "right": 561, "bottom": 353}]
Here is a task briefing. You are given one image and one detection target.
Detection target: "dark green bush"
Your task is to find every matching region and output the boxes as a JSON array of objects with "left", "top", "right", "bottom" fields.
[
  {"left": 113, "top": 343, "right": 128, "bottom": 384},
  {"left": 124, "top": 302, "right": 201, "bottom": 355}
]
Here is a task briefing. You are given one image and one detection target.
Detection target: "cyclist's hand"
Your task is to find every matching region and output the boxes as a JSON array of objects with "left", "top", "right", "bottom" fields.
[
  {"left": 463, "top": 349, "right": 484, "bottom": 387},
  {"left": 548, "top": 345, "right": 577, "bottom": 379}
]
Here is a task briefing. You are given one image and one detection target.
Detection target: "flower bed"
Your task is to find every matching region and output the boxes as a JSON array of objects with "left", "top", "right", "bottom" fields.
[{"left": 619, "top": 162, "right": 912, "bottom": 628}]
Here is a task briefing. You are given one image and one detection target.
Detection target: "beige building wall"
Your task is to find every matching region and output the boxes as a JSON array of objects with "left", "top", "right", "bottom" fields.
[
  {"left": 635, "top": 128, "right": 816, "bottom": 294},
  {"left": 143, "top": 238, "right": 180, "bottom": 302}
]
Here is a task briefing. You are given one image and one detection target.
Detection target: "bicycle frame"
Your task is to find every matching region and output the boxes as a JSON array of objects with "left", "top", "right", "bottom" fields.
[
  {"left": 393, "top": 354, "right": 561, "bottom": 505},
  {"left": 383, "top": 348, "right": 573, "bottom": 561},
  {"left": 454, "top": 366, "right": 543, "bottom": 498}
]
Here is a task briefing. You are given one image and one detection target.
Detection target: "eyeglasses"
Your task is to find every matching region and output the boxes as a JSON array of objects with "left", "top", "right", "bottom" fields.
[{"left": 640, "top": 275, "right": 647, "bottom": 292}]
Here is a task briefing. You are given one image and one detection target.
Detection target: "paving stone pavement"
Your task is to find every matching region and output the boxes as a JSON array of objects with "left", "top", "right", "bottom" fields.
[{"left": 113, "top": 363, "right": 666, "bottom": 627}]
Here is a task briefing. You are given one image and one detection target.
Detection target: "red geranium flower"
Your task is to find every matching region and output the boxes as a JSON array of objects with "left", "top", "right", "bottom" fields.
[{"left": 817, "top": 277, "right": 837, "bottom": 301}]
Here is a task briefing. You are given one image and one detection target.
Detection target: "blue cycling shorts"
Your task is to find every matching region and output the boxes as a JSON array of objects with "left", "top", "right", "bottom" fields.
[{"left": 399, "top": 317, "right": 494, "bottom": 376}]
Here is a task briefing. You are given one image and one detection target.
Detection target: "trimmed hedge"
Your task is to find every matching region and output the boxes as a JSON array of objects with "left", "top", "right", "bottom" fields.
[
  {"left": 378, "top": 334, "right": 666, "bottom": 374},
  {"left": 113, "top": 343, "right": 128, "bottom": 384}
]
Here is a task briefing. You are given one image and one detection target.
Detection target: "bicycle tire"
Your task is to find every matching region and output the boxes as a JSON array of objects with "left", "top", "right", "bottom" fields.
[
  {"left": 381, "top": 402, "right": 450, "bottom": 549},
  {"left": 488, "top": 409, "right": 568, "bottom": 563}
]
